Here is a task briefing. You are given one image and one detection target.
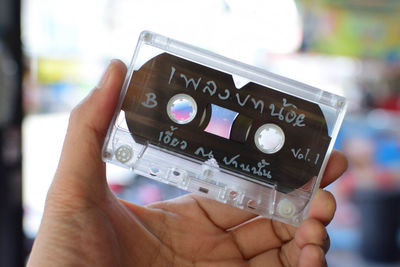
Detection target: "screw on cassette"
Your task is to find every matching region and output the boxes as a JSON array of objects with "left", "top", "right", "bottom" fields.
[{"left": 122, "top": 53, "right": 331, "bottom": 193}]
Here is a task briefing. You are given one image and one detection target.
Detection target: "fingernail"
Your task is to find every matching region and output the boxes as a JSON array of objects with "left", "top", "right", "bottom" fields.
[{"left": 96, "top": 62, "right": 112, "bottom": 89}]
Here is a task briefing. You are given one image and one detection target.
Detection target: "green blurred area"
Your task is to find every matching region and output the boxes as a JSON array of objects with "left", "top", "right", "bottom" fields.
[{"left": 297, "top": 0, "right": 400, "bottom": 60}]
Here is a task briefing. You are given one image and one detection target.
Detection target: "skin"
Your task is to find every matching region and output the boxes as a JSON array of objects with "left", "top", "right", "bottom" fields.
[{"left": 27, "top": 60, "right": 348, "bottom": 267}]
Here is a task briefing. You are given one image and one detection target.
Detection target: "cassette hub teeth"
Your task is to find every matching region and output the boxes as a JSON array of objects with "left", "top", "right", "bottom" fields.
[
  {"left": 254, "top": 124, "right": 285, "bottom": 154},
  {"left": 167, "top": 94, "right": 197, "bottom": 124}
]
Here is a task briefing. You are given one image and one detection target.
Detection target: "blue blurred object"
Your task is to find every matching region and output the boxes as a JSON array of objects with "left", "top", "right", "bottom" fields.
[
  {"left": 328, "top": 227, "right": 361, "bottom": 251},
  {"left": 374, "top": 137, "right": 400, "bottom": 168},
  {"left": 335, "top": 112, "right": 400, "bottom": 169}
]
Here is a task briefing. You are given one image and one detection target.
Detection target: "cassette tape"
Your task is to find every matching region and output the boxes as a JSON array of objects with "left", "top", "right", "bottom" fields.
[{"left": 103, "top": 31, "right": 347, "bottom": 226}]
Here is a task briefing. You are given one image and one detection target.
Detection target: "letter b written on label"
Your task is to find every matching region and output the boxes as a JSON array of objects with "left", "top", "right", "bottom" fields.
[{"left": 141, "top": 93, "right": 158, "bottom": 108}]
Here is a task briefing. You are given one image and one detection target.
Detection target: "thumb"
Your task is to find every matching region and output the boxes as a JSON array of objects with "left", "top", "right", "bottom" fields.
[{"left": 53, "top": 59, "right": 127, "bottom": 196}]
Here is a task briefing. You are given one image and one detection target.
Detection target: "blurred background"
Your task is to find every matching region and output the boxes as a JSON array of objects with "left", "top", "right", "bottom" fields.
[{"left": 0, "top": 0, "right": 399, "bottom": 266}]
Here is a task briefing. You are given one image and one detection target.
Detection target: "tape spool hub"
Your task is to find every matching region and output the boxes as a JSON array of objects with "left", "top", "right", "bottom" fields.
[
  {"left": 167, "top": 94, "right": 198, "bottom": 124},
  {"left": 254, "top": 123, "right": 285, "bottom": 154}
]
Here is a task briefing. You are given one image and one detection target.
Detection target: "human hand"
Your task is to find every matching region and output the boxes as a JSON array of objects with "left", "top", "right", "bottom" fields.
[{"left": 27, "top": 59, "right": 348, "bottom": 267}]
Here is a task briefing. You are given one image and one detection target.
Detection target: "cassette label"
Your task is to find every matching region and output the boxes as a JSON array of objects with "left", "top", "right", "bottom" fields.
[{"left": 122, "top": 53, "right": 331, "bottom": 193}]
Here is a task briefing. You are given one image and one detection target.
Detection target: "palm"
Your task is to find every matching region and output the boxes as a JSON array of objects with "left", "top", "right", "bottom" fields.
[
  {"left": 146, "top": 196, "right": 300, "bottom": 266},
  {"left": 88, "top": 191, "right": 318, "bottom": 267}
]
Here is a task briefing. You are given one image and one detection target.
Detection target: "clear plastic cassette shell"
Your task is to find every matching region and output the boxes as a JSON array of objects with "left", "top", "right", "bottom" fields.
[{"left": 103, "top": 31, "right": 347, "bottom": 226}]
